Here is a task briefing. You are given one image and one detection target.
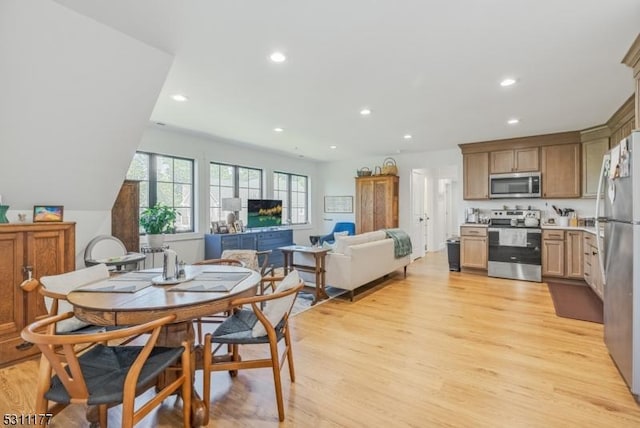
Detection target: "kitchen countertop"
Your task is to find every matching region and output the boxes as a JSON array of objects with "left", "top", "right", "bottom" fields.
[{"left": 460, "top": 223, "right": 603, "bottom": 237}]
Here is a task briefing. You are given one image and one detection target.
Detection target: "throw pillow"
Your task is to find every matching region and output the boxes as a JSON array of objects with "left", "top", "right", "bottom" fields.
[
  {"left": 334, "top": 230, "right": 350, "bottom": 238},
  {"left": 322, "top": 240, "right": 335, "bottom": 251},
  {"left": 251, "top": 270, "right": 301, "bottom": 337},
  {"left": 39, "top": 263, "right": 110, "bottom": 333}
]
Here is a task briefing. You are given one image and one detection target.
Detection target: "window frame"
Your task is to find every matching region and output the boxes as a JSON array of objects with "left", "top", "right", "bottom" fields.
[
  {"left": 273, "top": 171, "right": 309, "bottom": 225},
  {"left": 126, "top": 151, "right": 195, "bottom": 234},
  {"left": 209, "top": 162, "right": 263, "bottom": 224}
]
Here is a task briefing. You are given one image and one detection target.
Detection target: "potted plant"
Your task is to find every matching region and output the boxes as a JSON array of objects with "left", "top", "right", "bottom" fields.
[{"left": 139, "top": 204, "right": 178, "bottom": 248}]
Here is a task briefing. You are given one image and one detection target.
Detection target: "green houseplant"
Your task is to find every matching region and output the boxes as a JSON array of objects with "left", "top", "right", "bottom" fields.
[{"left": 139, "top": 204, "right": 178, "bottom": 248}]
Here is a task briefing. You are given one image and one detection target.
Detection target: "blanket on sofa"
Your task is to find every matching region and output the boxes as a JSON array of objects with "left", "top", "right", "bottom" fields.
[{"left": 384, "top": 229, "right": 412, "bottom": 258}]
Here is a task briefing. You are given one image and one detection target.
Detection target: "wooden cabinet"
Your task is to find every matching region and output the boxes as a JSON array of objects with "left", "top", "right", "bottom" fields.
[
  {"left": 460, "top": 226, "right": 487, "bottom": 269},
  {"left": 112, "top": 180, "right": 140, "bottom": 252},
  {"left": 0, "top": 223, "right": 75, "bottom": 367},
  {"left": 490, "top": 147, "right": 539, "bottom": 173},
  {"left": 541, "top": 144, "right": 581, "bottom": 198},
  {"left": 581, "top": 126, "right": 610, "bottom": 198},
  {"left": 355, "top": 175, "right": 399, "bottom": 234},
  {"left": 565, "top": 231, "right": 584, "bottom": 279},
  {"left": 542, "top": 229, "right": 584, "bottom": 279},
  {"left": 204, "top": 229, "right": 293, "bottom": 268},
  {"left": 542, "top": 230, "right": 565, "bottom": 277},
  {"left": 463, "top": 152, "right": 489, "bottom": 200},
  {"left": 583, "top": 232, "right": 604, "bottom": 299}
]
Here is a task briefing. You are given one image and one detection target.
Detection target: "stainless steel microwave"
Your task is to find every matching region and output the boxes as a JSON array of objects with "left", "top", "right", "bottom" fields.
[{"left": 489, "top": 172, "right": 541, "bottom": 198}]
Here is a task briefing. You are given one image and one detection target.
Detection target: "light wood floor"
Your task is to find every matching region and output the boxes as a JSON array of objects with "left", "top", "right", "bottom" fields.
[{"left": 2, "top": 252, "right": 640, "bottom": 427}]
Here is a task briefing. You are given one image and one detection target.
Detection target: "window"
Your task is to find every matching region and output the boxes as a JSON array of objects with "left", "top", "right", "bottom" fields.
[
  {"left": 210, "top": 163, "right": 262, "bottom": 223},
  {"left": 126, "top": 152, "right": 194, "bottom": 233},
  {"left": 274, "top": 172, "right": 308, "bottom": 224}
]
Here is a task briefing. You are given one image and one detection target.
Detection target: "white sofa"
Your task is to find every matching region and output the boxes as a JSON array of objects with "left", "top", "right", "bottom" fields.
[{"left": 295, "top": 230, "right": 411, "bottom": 299}]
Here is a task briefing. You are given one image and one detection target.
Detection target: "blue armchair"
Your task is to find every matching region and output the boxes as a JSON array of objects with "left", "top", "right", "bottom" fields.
[{"left": 318, "top": 222, "right": 356, "bottom": 244}]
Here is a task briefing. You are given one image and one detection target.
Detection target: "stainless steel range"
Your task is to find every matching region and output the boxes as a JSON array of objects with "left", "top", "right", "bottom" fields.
[{"left": 487, "top": 209, "right": 542, "bottom": 282}]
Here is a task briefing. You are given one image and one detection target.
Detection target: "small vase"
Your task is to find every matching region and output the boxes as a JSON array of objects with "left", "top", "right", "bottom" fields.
[
  {"left": 146, "top": 234, "right": 165, "bottom": 249},
  {"left": 0, "top": 205, "right": 9, "bottom": 224}
]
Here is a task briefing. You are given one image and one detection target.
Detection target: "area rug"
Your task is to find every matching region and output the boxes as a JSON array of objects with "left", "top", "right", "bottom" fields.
[{"left": 291, "top": 285, "right": 346, "bottom": 316}]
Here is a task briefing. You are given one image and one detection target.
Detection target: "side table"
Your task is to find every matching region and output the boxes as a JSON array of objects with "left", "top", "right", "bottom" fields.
[
  {"left": 279, "top": 245, "right": 330, "bottom": 305},
  {"left": 141, "top": 244, "right": 169, "bottom": 269}
]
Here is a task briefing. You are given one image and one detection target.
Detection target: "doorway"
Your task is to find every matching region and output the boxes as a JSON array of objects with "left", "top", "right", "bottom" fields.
[{"left": 410, "top": 170, "right": 426, "bottom": 259}]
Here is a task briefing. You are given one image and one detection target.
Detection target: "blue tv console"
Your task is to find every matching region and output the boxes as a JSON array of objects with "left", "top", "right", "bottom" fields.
[{"left": 204, "top": 229, "right": 294, "bottom": 268}]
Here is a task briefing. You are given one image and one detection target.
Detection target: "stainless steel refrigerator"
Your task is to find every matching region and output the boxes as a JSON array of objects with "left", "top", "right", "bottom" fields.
[{"left": 596, "top": 130, "right": 640, "bottom": 397}]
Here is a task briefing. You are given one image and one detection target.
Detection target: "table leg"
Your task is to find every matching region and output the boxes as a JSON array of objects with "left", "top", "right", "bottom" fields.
[
  {"left": 157, "top": 321, "right": 207, "bottom": 428},
  {"left": 312, "top": 252, "right": 329, "bottom": 305}
]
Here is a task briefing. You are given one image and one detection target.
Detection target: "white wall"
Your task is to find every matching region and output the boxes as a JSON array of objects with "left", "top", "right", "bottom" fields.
[
  {"left": 136, "top": 126, "right": 320, "bottom": 263},
  {"left": 0, "top": 0, "right": 173, "bottom": 267}
]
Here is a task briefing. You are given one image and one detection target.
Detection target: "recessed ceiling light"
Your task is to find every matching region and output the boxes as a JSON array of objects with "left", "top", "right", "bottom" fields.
[
  {"left": 329, "top": 145, "right": 337, "bottom": 149},
  {"left": 500, "top": 78, "right": 517, "bottom": 87},
  {"left": 403, "top": 134, "right": 412, "bottom": 140},
  {"left": 273, "top": 127, "right": 284, "bottom": 132},
  {"left": 360, "top": 108, "right": 371, "bottom": 116},
  {"left": 507, "top": 118, "right": 520, "bottom": 125},
  {"left": 171, "top": 94, "right": 188, "bottom": 102},
  {"left": 270, "top": 52, "right": 286, "bottom": 63}
]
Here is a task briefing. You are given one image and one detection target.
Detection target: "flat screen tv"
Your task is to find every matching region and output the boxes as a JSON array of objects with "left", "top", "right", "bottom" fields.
[{"left": 247, "top": 199, "right": 283, "bottom": 228}]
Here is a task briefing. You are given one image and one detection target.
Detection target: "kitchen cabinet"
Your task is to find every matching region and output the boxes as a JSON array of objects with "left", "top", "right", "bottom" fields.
[
  {"left": 541, "top": 143, "right": 581, "bottom": 198},
  {"left": 112, "top": 180, "right": 140, "bottom": 252},
  {"left": 463, "top": 152, "right": 489, "bottom": 200},
  {"left": 581, "top": 136, "right": 609, "bottom": 198},
  {"left": 583, "top": 232, "right": 604, "bottom": 299},
  {"left": 490, "top": 147, "right": 539, "bottom": 174},
  {"left": 542, "top": 230, "right": 565, "bottom": 277},
  {"left": 542, "top": 229, "right": 585, "bottom": 280},
  {"left": 355, "top": 175, "right": 399, "bottom": 234},
  {"left": 460, "top": 226, "right": 487, "bottom": 269},
  {"left": 0, "top": 222, "right": 75, "bottom": 368},
  {"left": 565, "top": 231, "right": 584, "bottom": 279}
]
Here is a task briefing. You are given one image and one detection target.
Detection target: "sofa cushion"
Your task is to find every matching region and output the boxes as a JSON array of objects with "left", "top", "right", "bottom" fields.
[{"left": 334, "top": 230, "right": 386, "bottom": 255}]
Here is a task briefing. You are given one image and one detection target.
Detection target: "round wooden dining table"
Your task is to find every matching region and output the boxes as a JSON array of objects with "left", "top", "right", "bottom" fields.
[{"left": 67, "top": 265, "right": 261, "bottom": 428}]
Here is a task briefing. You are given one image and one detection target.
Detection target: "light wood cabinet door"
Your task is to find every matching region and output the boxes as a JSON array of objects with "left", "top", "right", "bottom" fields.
[
  {"left": 542, "top": 239, "right": 565, "bottom": 277},
  {"left": 0, "top": 232, "right": 25, "bottom": 359},
  {"left": 542, "top": 229, "right": 565, "bottom": 278},
  {"left": 541, "top": 143, "right": 581, "bottom": 198},
  {"left": 463, "top": 152, "right": 489, "bottom": 200},
  {"left": 460, "top": 236, "right": 487, "bottom": 269},
  {"left": 490, "top": 148, "right": 539, "bottom": 173},
  {"left": 515, "top": 147, "right": 539, "bottom": 172},
  {"left": 565, "top": 231, "right": 583, "bottom": 279},
  {"left": 355, "top": 175, "right": 399, "bottom": 234},
  {"left": 582, "top": 139, "right": 609, "bottom": 198}
]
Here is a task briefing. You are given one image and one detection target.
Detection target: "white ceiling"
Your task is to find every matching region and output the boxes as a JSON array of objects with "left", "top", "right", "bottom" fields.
[{"left": 55, "top": 0, "right": 640, "bottom": 162}]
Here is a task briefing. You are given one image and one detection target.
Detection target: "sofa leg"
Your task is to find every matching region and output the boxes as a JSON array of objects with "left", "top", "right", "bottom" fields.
[
  {"left": 350, "top": 290, "right": 354, "bottom": 302},
  {"left": 404, "top": 266, "right": 407, "bottom": 278}
]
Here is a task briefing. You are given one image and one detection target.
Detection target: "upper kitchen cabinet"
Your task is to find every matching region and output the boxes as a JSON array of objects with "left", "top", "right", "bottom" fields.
[
  {"left": 463, "top": 152, "right": 489, "bottom": 200},
  {"left": 490, "top": 147, "right": 539, "bottom": 174},
  {"left": 541, "top": 143, "right": 581, "bottom": 198},
  {"left": 581, "top": 126, "right": 610, "bottom": 198}
]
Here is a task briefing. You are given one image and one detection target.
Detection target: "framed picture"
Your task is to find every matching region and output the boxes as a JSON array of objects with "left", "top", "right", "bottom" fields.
[
  {"left": 33, "top": 205, "right": 64, "bottom": 222},
  {"left": 218, "top": 225, "right": 229, "bottom": 234},
  {"left": 211, "top": 221, "right": 220, "bottom": 234},
  {"left": 324, "top": 196, "right": 353, "bottom": 213},
  {"left": 234, "top": 220, "right": 242, "bottom": 233}
]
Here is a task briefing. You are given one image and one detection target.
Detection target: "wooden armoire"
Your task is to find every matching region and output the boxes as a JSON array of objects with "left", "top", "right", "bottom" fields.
[
  {"left": 355, "top": 175, "right": 399, "bottom": 234},
  {"left": 0, "top": 222, "right": 75, "bottom": 367},
  {"left": 112, "top": 180, "right": 140, "bottom": 252}
]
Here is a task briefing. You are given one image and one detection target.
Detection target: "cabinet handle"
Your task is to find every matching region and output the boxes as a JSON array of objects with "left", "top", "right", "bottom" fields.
[
  {"left": 23, "top": 265, "right": 33, "bottom": 280},
  {"left": 593, "top": 251, "right": 598, "bottom": 255},
  {"left": 585, "top": 273, "right": 590, "bottom": 277},
  {"left": 15, "top": 341, "right": 33, "bottom": 351}
]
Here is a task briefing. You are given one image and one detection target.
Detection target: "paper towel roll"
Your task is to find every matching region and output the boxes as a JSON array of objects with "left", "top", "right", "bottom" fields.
[{"left": 163, "top": 249, "right": 178, "bottom": 280}]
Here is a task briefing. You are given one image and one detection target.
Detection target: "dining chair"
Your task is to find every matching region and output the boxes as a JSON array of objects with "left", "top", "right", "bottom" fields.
[
  {"left": 84, "top": 235, "right": 145, "bottom": 271},
  {"left": 192, "top": 258, "right": 245, "bottom": 344},
  {"left": 21, "top": 263, "right": 116, "bottom": 334},
  {"left": 21, "top": 312, "right": 191, "bottom": 428},
  {"left": 202, "top": 270, "right": 304, "bottom": 423},
  {"left": 221, "top": 249, "right": 276, "bottom": 294}
]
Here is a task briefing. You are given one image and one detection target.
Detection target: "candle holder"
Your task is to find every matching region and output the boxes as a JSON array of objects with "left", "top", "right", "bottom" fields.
[{"left": 0, "top": 205, "right": 9, "bottom": 223}]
